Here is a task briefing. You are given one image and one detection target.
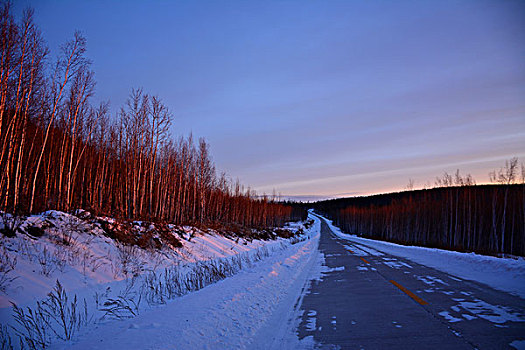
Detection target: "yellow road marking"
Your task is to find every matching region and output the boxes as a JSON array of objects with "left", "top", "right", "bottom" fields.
[
  {"left": 390, "top": 280, "right": 429, "bottom": 305},
  {"left": 347, "top": 249, "right": 354, "bottom": 253},
  {"left": 360, "top": 257, "right": 370, "bottom": 264}
]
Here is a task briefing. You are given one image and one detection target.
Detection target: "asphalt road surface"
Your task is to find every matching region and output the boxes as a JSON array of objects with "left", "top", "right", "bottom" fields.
[{"left": 295, "top": 217, "right": 525, "bottom": 349}]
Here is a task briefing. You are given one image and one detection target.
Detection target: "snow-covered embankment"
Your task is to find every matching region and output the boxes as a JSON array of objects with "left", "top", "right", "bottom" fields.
[{"left": 54, "top": 213, "right": 321, "bottom": 349}]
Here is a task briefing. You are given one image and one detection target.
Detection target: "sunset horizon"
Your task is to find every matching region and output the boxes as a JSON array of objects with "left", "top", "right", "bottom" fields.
[{"left": 1, "top": 1, "right": 524, "bottom": 349}]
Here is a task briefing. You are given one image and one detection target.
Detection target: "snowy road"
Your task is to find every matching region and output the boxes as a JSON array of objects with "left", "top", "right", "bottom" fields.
[{"left": 295, "top": 217, "right": 525, "bottom": 349}]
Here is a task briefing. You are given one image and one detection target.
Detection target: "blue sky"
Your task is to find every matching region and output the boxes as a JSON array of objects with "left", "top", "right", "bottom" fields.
[{"left": 14, "top": 0, "right": 525, "bottom": 200}]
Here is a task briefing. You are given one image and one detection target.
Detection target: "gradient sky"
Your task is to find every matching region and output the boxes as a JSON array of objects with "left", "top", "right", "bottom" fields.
[{"left": 13, "top": 0, "right": 525, "bottom": 200}]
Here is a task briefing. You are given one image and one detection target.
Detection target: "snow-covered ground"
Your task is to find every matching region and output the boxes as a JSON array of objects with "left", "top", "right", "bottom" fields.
[
  {"left": 0, "top": 210, "right": 318, "bottom": 349},
  {"left": 320, "top": 214, "right": 525, "bottom": 299},
  {"left": 52, "top": 214, "right": 322, "bottom": 349},
  {"left": 0, "top": 210, "right": 293, "bottom": 308}
]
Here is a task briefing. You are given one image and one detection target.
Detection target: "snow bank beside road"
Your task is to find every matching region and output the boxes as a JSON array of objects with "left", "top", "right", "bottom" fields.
[
  {"left": 55, "top": 214, "right": 321, "bottom": 350},
  {"left": 319, "top": 214, "right": 525, "bottom": 299},
  {"left": 1, "top": 210, "right": 315, "bottom": 348},
  {"left": 0, "top": 210, "right": 297, "bottom": 309}
]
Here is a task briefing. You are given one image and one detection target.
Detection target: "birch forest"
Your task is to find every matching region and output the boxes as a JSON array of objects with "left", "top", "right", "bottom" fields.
[
  {"left": 0, "top": 5, "right": 304, "bottom": 228},
  {"left": 313, "top": 166, "right": 525, "bottom": 256}
]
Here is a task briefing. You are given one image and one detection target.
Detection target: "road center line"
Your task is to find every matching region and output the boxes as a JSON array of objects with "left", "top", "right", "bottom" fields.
[
  {"left": 390, "top": 280, "right": 429, "bottom": 305},
  {"left": 360, "top": 257, "right": 370, "bottom": 264}
]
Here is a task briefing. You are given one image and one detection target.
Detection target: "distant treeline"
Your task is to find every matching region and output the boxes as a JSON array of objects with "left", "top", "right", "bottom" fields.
[
  {"left": 0, "top": 4, "right": 305, "bottom": 228},
  {"left": 313, "top": 184, "right": 525, "bottom": 256}
]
